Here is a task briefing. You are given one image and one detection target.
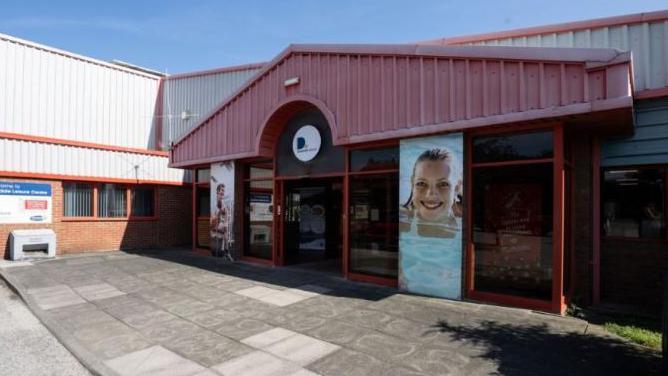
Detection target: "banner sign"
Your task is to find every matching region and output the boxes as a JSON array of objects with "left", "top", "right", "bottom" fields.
[
  {"left": 0, "top": 182, "right": 52, "bottom": 224},
  {"left": 399, "top": 133, "right": 463, "bottom": 299},
  {"left": 210, "top": 162, "right": 235, "bottom": 259}
]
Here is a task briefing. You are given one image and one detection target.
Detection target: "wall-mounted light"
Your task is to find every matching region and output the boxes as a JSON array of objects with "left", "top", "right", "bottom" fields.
[
  {"left": 284, "top": 77, "right": 300, "bottom": 87},
  {"left": 181, "top": 110, "right": 193, "bottom": 121}
]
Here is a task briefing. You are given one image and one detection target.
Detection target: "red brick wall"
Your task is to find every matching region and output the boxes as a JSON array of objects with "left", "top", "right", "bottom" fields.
[{"left": 1, "top": 177, "right": 192, "bottom": 259}]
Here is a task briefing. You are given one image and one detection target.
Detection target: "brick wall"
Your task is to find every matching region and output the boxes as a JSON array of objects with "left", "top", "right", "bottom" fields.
[
  {"left": 570, "top": 134, "right": 594, "bottom": 305},
  {"left": 1, "top": 177, "right": 192, "bottom": 259}
]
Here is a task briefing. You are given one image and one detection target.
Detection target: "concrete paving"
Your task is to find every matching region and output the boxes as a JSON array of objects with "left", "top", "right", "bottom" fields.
[
  {"left": 0, "top": 279, "right": 90, "bottom": 375},
  {"left": 0, "top": 250, "right": 662, "bottom": 376}
]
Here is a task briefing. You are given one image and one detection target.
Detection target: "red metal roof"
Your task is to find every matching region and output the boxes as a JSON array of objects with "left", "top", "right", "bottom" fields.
[{"left": 170, "top": 44, "right": 633, "bottom": 168}]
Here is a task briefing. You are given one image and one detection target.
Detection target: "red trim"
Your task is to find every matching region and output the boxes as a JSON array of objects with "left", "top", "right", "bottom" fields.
[
  {"left": 592, "top": 138, "right": 601, "bottom": 306},
  {"left": 423, "top": 10, "right": 668, "bottom": 46},
  {"left": 166, "top": 62, "right": 267, "bottom": 80},
  {"left": 635, "top": 87, "right": 668, "bottom": 100},
  {"left": 0, "top": 131, "right": 169, "bottom": 157},
  {"left": 343, "top": 150, "right": 350, "bottom": 278},
  {"left": 61, "top": 182, "right": 159, "bottom": 222},
  {"left": 347, "top": 272, "right": 398, "bottom": 287},
  {"left": 465, "top": 133, "right": 475, "bottom": 294},
  {"left": 467, "top": 290, "right": 552, "bottom": 312},
  {"left": 239, "top": 256, "right": 274, "bottom": 266},
  {"left": 471, "top": 158, "right": 554, "bottom": 169},
  {"left": 193, "top": 247, "right": 211, "bottom": 257},
  {"left": 552, "top": 123, "right": 566, "bottom": 314},
  {"left": 0, "top": 171, "right": 186, "bottom": 186}
]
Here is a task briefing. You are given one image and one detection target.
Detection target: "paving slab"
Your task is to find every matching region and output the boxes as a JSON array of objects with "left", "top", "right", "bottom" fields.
[
  {"left": 1, "top": 250, "right": 662, "bottom": 376},
  {"left": 104, "top": 345, "right": 206, "bottom": 376}
]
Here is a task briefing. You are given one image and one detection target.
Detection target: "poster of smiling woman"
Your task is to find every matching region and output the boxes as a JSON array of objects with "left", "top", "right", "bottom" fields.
[{"left": 399, "top": 133, "right": 463, "bottom": 299}]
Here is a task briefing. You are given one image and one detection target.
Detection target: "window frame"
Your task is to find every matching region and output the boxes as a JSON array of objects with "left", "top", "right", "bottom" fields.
[
  {"left": 600, "top": 164, "right": 668, "bottom": 243},
  {"left": 62, "top": 181, "right": 158, "bottom": 221}
]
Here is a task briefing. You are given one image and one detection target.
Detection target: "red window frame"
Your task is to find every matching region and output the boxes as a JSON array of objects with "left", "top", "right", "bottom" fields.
[
  {"left": 62, "top": 182, "right": 158, "bottom": 221},
  {"left": 465, "top": 123, "right": 566, "bottom": 314}
]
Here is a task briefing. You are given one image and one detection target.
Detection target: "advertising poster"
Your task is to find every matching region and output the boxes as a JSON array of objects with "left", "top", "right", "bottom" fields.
[
  {"left": 210, "top": 162, "right": 235, "bottom": 260},
  {"left": 0, "top": 182, "right": 52, "bottom": 224},
  {"left": 399, "top": 133, "right": 463, "bottom": 299}
]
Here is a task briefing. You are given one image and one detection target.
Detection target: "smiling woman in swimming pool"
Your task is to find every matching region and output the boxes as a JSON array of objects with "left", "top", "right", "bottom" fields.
[{"left": 401, "top": 148, "right": 462, "bottom": 236}]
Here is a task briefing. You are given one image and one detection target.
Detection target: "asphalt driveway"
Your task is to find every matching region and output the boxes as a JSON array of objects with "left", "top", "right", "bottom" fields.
[{"left": 0, "top": 250, "right": 661, "bottom": 376}]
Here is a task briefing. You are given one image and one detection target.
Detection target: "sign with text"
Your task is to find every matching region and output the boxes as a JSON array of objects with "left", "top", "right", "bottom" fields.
[{"left": 0, "top": 182, "right": 52, "bottom": 224}]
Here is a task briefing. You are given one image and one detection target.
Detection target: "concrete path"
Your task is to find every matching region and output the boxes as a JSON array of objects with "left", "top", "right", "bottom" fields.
[
  {"left": 1, "top": 250, "right": 661, "bottom": 376},
  {"left": 0, "top": 278, "right": 90, "bottom": 376}
]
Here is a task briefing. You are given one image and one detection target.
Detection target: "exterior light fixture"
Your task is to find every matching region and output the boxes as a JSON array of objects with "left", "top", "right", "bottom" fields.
[{"left": 284, "top": 77, "right": 300, "bottom": 87}]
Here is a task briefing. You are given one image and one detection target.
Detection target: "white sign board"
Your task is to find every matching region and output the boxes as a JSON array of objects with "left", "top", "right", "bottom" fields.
[
  {"left": 0, "top": 182, "right": 52, "bottom": 224},
  {"left": 292, "top": 125, "right": 321, "bottom": 162}
]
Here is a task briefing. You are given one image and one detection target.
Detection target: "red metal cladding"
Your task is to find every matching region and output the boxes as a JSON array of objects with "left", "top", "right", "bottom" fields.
[{"left": 170, "top": 44, "right": 633, "bottom": 168}]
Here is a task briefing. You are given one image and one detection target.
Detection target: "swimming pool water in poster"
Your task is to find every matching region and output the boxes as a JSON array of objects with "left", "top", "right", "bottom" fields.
[{"left": 399, "top": 133, "right": 463, "bottom": 299}]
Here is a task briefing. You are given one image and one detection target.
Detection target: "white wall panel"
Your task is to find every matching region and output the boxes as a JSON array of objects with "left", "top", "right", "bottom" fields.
[
  {"left": 458, "top": 20, "right": 668, "bottom": 92},
  {"left": 161, "top": 68, "right": 261, "bottom": 147},
  {"left": 0, "top": 33, "right": 161, "bottom": 149},
  {"left": 0, "top": 138, "right": 189, "bottom": 183}
]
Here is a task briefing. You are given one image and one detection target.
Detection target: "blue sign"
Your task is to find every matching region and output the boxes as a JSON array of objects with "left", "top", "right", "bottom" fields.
[{"left": 0, "top": 182, "right": 52, "bottom": 197}]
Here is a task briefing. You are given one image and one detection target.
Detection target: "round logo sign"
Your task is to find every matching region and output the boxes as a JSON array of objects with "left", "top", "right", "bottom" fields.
[{"left": 292, "top": 125, "right": 321, "bottom": 162}]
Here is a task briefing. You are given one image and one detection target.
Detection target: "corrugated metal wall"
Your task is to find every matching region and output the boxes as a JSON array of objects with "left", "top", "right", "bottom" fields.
[
  {"left": 0, "top": 33, "right": 161, "bottom": 149},
  {"left": 449, "top": 20, "right": 668, "bottom": 93},
  {"left": 171, "top": 45, "right": 633, "bottom": 166},
  {"left": 601, "top": 97, "right": 668, "bottom": 166},
  {"left": 162, "top": 68, "right": 261, "bottom": 147},
  {"left": 0, "top": 138, "right": 189, "bottom": 183}
]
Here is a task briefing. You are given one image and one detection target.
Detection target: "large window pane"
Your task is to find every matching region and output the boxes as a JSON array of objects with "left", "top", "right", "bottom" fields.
[
  {"left": 63, "top": 183, "right": 93, "bottom": 217},
  {"left": 244, "top": 180, "right": 274, "bottom": 260},
  {"left": 350, "top": 147, "right": 399, "bottom": 172},
  {"left": 349, "top": 173, "right": 399, "bottom": 278},
  {"left": 603, "top": 168, "right": 665, "bottom": 239},
  {"left": 196, "top": 169, "right": 210, "bottom": 183},
  {"left": 473, "top": 131, "right": 553, "bottom": 163},
  {"left": 473, "top": 163, "right": 553, "bottom": 300},
  {"left": 131, "top": 187, "right": 155, "bottom": 217},
  {"left": 98, "top": 184, "right": 127, "bottom": 218}
]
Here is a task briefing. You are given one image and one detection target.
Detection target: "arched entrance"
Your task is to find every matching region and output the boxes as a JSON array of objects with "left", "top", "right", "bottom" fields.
[{"left": 242, "top": 101, "right": 346, "bottom": 274}]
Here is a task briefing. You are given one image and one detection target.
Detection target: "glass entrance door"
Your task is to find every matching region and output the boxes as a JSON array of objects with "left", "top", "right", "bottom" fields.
[{"left": 282, "top": 178, "right": 343, "bottom": 271}]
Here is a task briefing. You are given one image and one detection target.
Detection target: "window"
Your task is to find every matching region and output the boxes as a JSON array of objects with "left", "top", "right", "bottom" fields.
[
  {"left": 63, "top": 183, "right": 93, "bottom": 217},
  {"left": 131, "top": 187, "right": 155, "bottom": 217},
  {"left": 63, "top": 182, "right": 156, "bottom": 220},
  {"left": 348, "top": 147, "right": 399, "bottom": 279},
  {"left": 602, "top": 167, "right": 665, "bottom": 239},
  {"left": 244, "top": 160, "right": 274, "bottom": 260},
  {"left": 98, "top": 184, "right": 127, "bottom": 218},
  {"left": 471, "top": 130, "right": 555, "bottom": 302},
  {"left": 473, "top": 131, "right": 553, "bottom": 163}
]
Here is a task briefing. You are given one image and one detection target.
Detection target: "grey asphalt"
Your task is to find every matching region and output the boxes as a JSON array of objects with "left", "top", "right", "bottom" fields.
[
  {"left": 0, "top": 250, "right": 661, "bottom": 376},
  {"left": 0, "top": 278, "right": 90, "bottom": 376}
]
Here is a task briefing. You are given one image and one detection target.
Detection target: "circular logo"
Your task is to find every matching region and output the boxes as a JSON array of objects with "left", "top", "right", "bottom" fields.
[{"left": 292, "top": 125, "right": 321, "bottom": 162}]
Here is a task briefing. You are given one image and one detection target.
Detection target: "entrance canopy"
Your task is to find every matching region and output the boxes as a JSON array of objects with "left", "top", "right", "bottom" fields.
[{"left": 170, "top": 44, "right": 633, "bottom": 168}]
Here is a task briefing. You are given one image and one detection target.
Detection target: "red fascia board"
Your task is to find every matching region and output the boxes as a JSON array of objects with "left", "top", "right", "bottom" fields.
[
  {"left": 0, "top": 171, "right": 188, "bottom": 186},
  {"left": 421, "top": 9, "right": 668, "bottom": 46},
  {"left": 169, "top": 43, "right": 630, "bottom": 152},
  {"left": 166, "top": 62, "right": 267, "bottom": 80},
  {"left": 0, "top": 131, "right": 169, "bottom": 157}
]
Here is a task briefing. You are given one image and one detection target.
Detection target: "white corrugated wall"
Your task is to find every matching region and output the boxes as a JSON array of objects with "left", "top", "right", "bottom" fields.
[
  {"left": 0, "top": 33, "right": 161, "bottom": 149},
  {"left": 162, "top": 68, "right": 261, "bottom": 147},
  {"left": 0, "top": 138, "right": 188, "bottom": 183},
  {"left": 457, "top": 20, "right": 668, "bottom": 92}
]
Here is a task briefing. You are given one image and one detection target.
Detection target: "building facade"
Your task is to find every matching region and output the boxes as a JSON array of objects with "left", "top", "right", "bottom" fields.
[{"left": 2, "top": 10, "right": 667, "bottom": 315}]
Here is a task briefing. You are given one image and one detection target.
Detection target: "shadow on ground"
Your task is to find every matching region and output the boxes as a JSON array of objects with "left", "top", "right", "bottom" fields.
[
  {"left": 435, "top": 319, "right": 662, "bottom": 375},
  {"left": 126, "top": 248, "right": 395, "bottom": 301}
]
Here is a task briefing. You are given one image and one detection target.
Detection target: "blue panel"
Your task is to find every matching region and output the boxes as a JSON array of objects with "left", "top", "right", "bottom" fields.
[{"left": 601, "top": 98, "right": 668, "bottom": 167}]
